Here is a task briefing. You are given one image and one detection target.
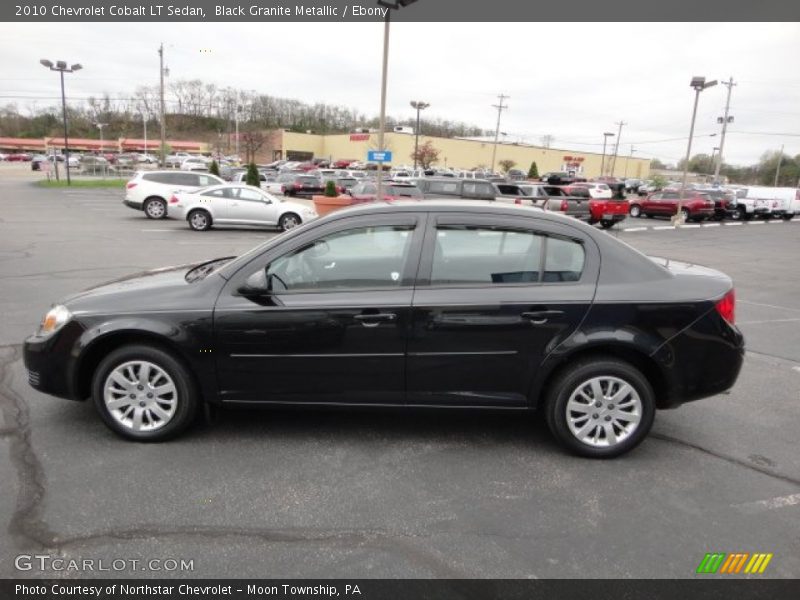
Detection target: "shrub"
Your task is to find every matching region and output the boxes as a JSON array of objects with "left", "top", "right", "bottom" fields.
[
  {"left": 209, "top": 159, "right": 220, "bottom": 177},
  {"left": 324, "top": 180, "right": 338, "bottom": 197},
  {"left": 245, "top": 162, "right": 260, "bottom": 187},
  {"left": 528, "top": 161, "right": 539, "bottom": 179}
]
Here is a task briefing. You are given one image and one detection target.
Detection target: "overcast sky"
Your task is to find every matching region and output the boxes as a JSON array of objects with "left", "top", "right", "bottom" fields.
[{"left": 1, "top": 21, "right": 798, "bottom": 166}]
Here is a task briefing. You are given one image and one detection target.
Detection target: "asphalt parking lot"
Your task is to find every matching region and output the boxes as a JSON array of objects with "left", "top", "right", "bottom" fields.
[{"left": 1, "top": 173, "right": 799, "bottom": 579}]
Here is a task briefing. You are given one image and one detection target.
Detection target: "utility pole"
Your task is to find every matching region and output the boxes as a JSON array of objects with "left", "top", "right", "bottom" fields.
[
  {"left": 490, "top": 94, "right": 509, "bottom": 174},
  {"left": 713, "top": 76, "right": 736, "bottom": 183},
  {"left": 600, "top": 132, "right": 614, "bottom": 176},
  {"left": 235, "top": 104, "right": 241, "bottom": 160},
  {"left": 158, "top": 43, "right": 166, "bottom": 167},
  {"left": 143, "top": 112, "right": 147, "bottom": 158},
  {"left": 774, "top": 144, "right": 785, "bottom": 187},
  {"left": 624, "top": 145, "right": 635, "bottom": 178},
  {"left": 609, "top": 120, "right": 626, "bottom": 176}
]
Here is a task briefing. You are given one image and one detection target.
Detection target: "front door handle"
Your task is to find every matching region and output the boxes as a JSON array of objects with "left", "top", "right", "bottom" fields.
[
  {"left": 354, "top": 312, "right": 396, "bottom": 328},
  {"left": 521, "top": 309, "right": 564, "bottom": 324}
]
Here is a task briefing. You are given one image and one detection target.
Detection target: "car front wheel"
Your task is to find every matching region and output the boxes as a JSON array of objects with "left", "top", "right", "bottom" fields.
[
  {"left": 143, "top": 197, "right": 167, "bottom": 219},
  {"left": 92, "top": 345, "right": 198, "bottom": 441},
  {"left": 629, "top": 204, "right": 641, "bottom": 218},
  {"left": 279, "top": 212, "right": 301, "bottom": 231},
  {"left": 544, "top": 358, "right": 656, "bottom": 458}
]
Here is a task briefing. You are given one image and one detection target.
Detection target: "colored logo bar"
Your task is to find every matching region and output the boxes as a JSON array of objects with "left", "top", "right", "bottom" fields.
[{"left": 696, "top": 553, "right": 773, "bottom": 574}]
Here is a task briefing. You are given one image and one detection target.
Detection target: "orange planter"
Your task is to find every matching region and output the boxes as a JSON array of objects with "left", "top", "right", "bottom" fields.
[{"left": 312, "top": 195, "right": 359, "bottom": 217}]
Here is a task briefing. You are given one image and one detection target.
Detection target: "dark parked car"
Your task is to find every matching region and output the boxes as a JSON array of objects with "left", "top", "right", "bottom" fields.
[
  {"left": 24, "top": 201, "right": 743, "bottom": 457},
  {"left": 283, "top": 175, "right": 324, "bottom": 198},
  {"left": 349, "top": 181, "right": 423, "bottom": 201}
]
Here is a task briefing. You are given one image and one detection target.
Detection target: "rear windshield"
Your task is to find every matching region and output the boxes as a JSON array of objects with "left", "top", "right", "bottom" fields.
[
  {"left": 297, "top": 177, "right": 321, "bottom": 185},
  {"left": 388, "top": 185, "right": 423, "bottom": 197}
]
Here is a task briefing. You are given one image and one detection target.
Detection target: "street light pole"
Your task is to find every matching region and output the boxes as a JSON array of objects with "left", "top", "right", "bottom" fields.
[
  {"left": 96, "top": 122, "right": 108, "bottom": 176},
  {"left": 678, "top": 76, "right": 717, "bottom": 224},
  {"left": 143, "top": 112, "right": 148, "bottom": 158},
  {"left": 600, "top": 132, "right": 614, "bottom": 176},
  {"left": 713, "top": 77, "right": 736, "bottom": 183},
  {"left": 40, "top": 59, "right": 82, "bottom": 185},
  {"left": 490, "top": 94, "right": 509, "bottom": 174},
  {"left": 610, "top": 120, "right": 626, "bottom": 177},
  {"left": 774, "top": 144, "right": 785, "bottom": 187},
  {"left": 410, "top": 100, "right": 429, "bottom": 170}
]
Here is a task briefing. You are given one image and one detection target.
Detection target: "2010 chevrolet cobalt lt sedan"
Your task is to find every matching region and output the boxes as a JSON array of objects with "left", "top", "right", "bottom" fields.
[{"left": 24, "top": 201, "right": 744, "bottom": 457}]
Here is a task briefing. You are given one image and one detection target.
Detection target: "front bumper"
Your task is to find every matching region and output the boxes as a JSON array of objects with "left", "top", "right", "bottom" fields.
[{"left": 23, "top": 321, "right": 85, "bottom": 401}]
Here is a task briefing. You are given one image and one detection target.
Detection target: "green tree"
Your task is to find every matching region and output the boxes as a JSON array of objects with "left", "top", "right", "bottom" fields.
[
  {"left": 650, "top": 174, "right": 669, "bottom": 190},
  {"left": 324, "top": 180, "right": 338, "bottom": 197},
  {"left": 245, "top": 162, "right": 260, "bottom": 187},
  {"left": 527, "top": 161, "right": 539, "bottom": 179},
  {"left": 208, "top": 159, "right": 220, "bottom": 177},
  {"left": 756, "top": 150, "right": 800, "bottom": 186},
  {"left": 650, "top": 158, "right": 667, "bottom": 170}
]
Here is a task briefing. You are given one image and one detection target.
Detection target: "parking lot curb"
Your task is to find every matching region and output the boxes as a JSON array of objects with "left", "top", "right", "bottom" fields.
[{"left": 617, "top": 219, "right": 797, "bottom": 233}]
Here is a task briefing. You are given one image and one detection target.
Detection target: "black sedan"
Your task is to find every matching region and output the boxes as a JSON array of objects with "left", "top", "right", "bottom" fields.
[{"left": 23, "top": 201, "right": 744, "bottom": 457}]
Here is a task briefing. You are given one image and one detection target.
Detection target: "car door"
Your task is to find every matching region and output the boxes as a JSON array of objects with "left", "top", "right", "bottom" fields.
[
  {"left": 226, "top": 186, "right": 279, "bottom": 225},
  {"left": 213, "top": 214, "right": 425, "bottom": 404},
  {"left": 407, "top": 214, "right": 598, "bottom": 407},
  {"left": 660, "top": 191, "right": 680, "bottom": 215},
  {"left": 643, "top": 192, "right": 661, "bottom": 215}
]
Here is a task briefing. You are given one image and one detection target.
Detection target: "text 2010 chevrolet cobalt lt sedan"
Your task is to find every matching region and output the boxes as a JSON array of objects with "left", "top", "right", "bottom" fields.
[{"left": 24, "top": 201, "right": 744, "bottom": 457}]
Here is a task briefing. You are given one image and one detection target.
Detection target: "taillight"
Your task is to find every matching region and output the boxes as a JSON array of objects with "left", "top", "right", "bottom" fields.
[
  {"left": 126, "top": 182, "right": 137, "bottom": 189},
  {"left": 560, "top": 200, "right": 569, "bottom": 212},
  {"left": 169, "top": 195, "right": 179, "bottom": 204},
  {"left": 715, "top": 289, "right": 735, "bottom": 325},
  {"left": 514, "top": 198, "right": 522, "bottom": 205}
]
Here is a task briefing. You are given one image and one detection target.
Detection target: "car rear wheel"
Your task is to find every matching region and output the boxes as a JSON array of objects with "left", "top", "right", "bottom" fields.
[
  {"left": 92, "top": 345, "right": 198, "bottom": 441},
  {"left": 782, "top": 214, "right": 794, "bottom": 221},
  {"left": 143, "top": 197, "right": 167, "bottom": 219},
  {"left": 544, "top": 358, "right": 656, "bottom": 458},
  {"left": 279, "top": 212, "right": 301, "bottom": 231},
  {"left": 629, "top": 204, "right": 641, "bottom": 218},
  {"left": 188, "top": 209, "right": 212, "bottom": 231},
  {"left": 600, "top": 220, "right": 615, "bottom": 229}
]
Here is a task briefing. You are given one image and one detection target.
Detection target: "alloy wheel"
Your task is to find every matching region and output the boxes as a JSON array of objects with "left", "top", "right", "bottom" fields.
[
  {"left": 565, "top": 376, "right": 642, "bottom": 448},
  {"left": 103, "top": 360, "right": 178, "bottom": 432},
  {"left": 145, "top": 199, "right": 165, "bottom": 219}
]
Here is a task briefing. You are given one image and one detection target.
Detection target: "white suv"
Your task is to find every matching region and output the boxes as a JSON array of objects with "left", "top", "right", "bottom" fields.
[{"left": 124, "top": 170, "right": 225, "bottom": 219}]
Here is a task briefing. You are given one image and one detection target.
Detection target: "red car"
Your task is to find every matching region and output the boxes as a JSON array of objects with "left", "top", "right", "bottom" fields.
[
  {"left": 6, "top": 153, "right": 33, "bottom": 161},
  {"left": 629, "top": 190, "right": 715, "bottom": 221}
]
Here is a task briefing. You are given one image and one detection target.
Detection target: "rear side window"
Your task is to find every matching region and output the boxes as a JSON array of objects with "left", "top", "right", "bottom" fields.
[{"left": 431, "top": 227, "right": 585, "bottom": 286}]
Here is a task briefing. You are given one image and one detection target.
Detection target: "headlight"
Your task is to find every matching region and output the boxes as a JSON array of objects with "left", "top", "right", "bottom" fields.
[{"left": 37, "top": 305, "right": 72, "bottom": 337}]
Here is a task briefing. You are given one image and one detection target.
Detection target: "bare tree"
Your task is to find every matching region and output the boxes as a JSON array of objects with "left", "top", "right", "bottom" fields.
[{"left": 240, "top": 129, "right": 266, "bottom": 163}]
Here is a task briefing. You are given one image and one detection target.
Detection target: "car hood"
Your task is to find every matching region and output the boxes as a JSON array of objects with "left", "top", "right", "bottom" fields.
[{"left": 59, "top": 259, "right": 231, "bottom": 314}]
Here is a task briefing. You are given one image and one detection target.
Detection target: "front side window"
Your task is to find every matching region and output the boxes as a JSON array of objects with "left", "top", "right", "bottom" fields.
[
  {"left": 266, "top": 225, "right": 415, "bottom": 292},
  {"left": 233, "top": 187, "right": 266, "bottom": 202}
]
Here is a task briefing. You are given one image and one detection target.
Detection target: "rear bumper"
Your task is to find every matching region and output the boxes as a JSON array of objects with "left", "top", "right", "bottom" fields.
[
  {"left": 653, "top": 309, "right": 744, "bottom": 409},
  {"left": 123, "top": 198, "right": 143, "bottom": 211}
]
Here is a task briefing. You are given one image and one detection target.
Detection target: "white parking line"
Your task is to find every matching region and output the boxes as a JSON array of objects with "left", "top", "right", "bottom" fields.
[
  {"left": 725, "top": 222, "right": 743, "bottom": 226},
  {"left": 737, "top": 318, "right": 800, "bottom": 325},
  {"left": 624, "top": 227, "right": 647, "bottom": 232},
  {"left": 681, "top": 224, "right": 701, "bottom": 228},
  {"left": 792, "top": 366, "right": 800, "bottom": 374},
  {"left": 141, "top": 229, "right": 173, "bottom": 232},
  {"left": 653, "top": 226, "right": 675, "bottom": 230},
  {"left": 740, "top": 300, "right": 800, "bottom": 313},
  {"left": 734, "top": 493, "right": 800, "bottom": 514},
  {"left": 702, "top": 223, "right": 720, "bottom": 227},
  {"left": 749, "top": 221, "right": 765, "bottom": 225}
]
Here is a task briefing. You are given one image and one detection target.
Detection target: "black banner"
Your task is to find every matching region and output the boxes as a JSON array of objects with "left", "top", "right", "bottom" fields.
[
  {"left": 2, "top": 580, "right": 800, "bottom": 600},
  {"left": 2, "top": 0, "right": 800, "bottom": 22}
]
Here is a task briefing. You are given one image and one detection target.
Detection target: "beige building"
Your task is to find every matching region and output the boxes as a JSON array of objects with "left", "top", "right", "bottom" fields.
[{"left": 267, "top": 131, "right": 650, "bottom": 179}]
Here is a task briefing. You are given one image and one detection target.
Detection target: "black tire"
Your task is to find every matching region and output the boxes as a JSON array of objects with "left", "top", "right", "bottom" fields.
[
  {"left": 680, "top": 208, "right": 691, "bottom": 221},
  {"left": 600, "top": 219, "right": 615, "bottom": 229},
  {"left": 646, "top": 213, "right": 654, "bottom": 219},
  {"left": 188, "top": 209, "right": 212, "bottom": 231},
  {"left": 279, "top": 212, "right": 302, "bottom": 231},
  {"left": 782, "top": 214, "right": 794, "bottom": 221},
  {"left": 91, "top": 344, "right": 198, "bottom": 442},
  {"left": 544, "top": 357, "right": 656, "bottom": 458},
  {"left": 629, "top": 204, "right": 641, "bottom": 218},
  {"left": 143, "top": 197, "right": 167, "bottom": 220},
  {"left": 741, "top": 207, "right": 753, "bottom": 221}
]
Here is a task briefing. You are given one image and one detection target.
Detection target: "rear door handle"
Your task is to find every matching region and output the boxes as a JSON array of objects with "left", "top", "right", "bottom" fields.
[
  {"left": 521, "top": 310, "right": 564, "bottom": 324},
  {"left": 354, "top": 312, "right": 396, "bottom": 327}
]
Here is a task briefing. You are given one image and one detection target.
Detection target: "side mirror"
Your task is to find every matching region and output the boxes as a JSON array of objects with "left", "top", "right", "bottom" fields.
[{"left": 237, "top": 269, "right": 269, "bottom": 295}]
